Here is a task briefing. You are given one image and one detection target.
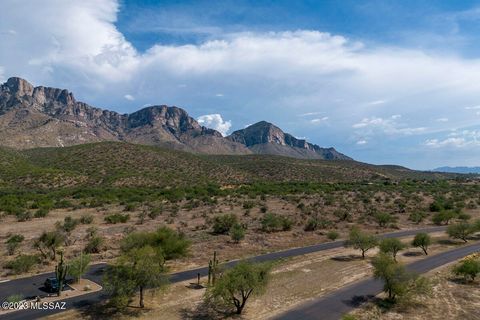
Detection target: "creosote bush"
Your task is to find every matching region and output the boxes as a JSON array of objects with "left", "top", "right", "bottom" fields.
[
  {"left": 212, "top": 213, "right": 238, "bottom": 235},
  {"left": 261, "top": 213, "right": 292, "bottom": 232}
]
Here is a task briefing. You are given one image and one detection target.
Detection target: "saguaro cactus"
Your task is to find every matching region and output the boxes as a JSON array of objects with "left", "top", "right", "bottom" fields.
[
  {"left": 55, "top": 250, "right": 69, "bottom": 297},
  {"left": 207, "top": 251, "right": 219, "bottom": 286}
]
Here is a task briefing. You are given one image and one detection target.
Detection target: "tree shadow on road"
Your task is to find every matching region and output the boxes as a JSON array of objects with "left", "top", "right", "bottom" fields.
[
  {"left": 180, "top": 301, "right": 235, "bottom": 320},
  {"left": 78, "top": 302, "right": 149, "bottom": 319},
  {"left": 402, "top": 251, "right": 424, "bottom": 257},
  {"left": 342, "top": 294, "right": 376, "bottom": 307},
  {"left": 331, "top": 254, "right": 363, "bottom": 262}
]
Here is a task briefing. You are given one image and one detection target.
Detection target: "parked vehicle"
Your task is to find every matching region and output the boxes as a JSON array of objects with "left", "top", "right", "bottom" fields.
[{"left": 43, "top": 277, "right": 66, "bottom": 293}]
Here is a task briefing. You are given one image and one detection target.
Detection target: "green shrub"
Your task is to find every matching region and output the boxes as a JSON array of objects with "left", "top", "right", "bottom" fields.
[
  {"left": 6, "top": 234, "right": 24, "bottom": 255},
  {"left": 84, "top": 236, "right": 104, "bottom": 253},
  {"left": 124, "top": 203, "right": 137, "bottom": 212},
  {"left": 281, "top": 217, "right": 293, "bottom": 231},
  {"left": 68, "top": 254, "right": 92, "bottom": 282},
  {"left": 15, "top": 210, "right": 32, "bottom": 222},
  {"left": 374, "top": 212, "right": 394, "bottom": 227},
  {"left": 230, "top": 223, "right": 246, "bottom": 243},
  {"left": 432, "top": 210, "right": 457, "bottom": 225},
  {"left": 34, "top": 207, "right": 49, "bottom": 218},
  {"left": 430, "top": 198, "right": 454, "bottom": 212},
  {"left": 61, "top": 216, "right": 79, "bottom": 232},
  {"left": 304, "top": 218, "right": 318, "bottom": 231},
  {"left": 261, "top": 213, "right": 292, "bottom": 232},
  {"left": 447, "top": 222, "right": 475, "bottom": 242},
  {"left": 327, "top": 230, "right": 339, "bottom": 241},
  {"left": 5, "top": 255, "right": 39, "bottom": 274},
  {"left": 54, "top": 199, "right": 73, "bottom": 209},
  {"left": 5, "top": 294, "right": 23, "bottom": 303},
  {"left": 105, "top": 213, "right": 130, "bottom": 224},
  {"left": 457, "top": 212, "right": 471, "bottom": 221},
  {"left": 80, "top": 214, "right": 94, "bottom": 224},
  {"left": 453, "top": 258, "right": 480, "bottom": 282},
  {"left": 148, "top": 207, "right": 163, "bottom": 219},
  {"left": 408, "top": 211, "right": 425, "bottom": 224},
  {"left": 120, "top": 226, "right": 190, "bottom": 260},
  {"left": 412, "top": 233, "right": 431, "bottom": 255},
  {"left": 212, "top": 214, "right": 238, "bottom": 234},
  {"left": 379, "top": 238, "right": 406, "bottom": 261}
]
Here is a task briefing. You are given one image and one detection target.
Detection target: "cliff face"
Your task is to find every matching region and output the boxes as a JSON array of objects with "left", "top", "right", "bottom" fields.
[
  {"left": 0, "top": 77, "right": 351, "bottom": 160},
  {"left": 0, "top": 77, "right": 250, "bottom": 154},
  {"left": 227, "top": 121, "right": 351, "bottom": 160}
]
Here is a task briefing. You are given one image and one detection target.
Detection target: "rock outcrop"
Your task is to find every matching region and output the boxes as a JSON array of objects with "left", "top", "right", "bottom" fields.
[
  {"left": 0, "top": 77, "right": 351, "bottom": 160},
  {"left": 227, "top": 121, "right": 351, "bottom": 160}
]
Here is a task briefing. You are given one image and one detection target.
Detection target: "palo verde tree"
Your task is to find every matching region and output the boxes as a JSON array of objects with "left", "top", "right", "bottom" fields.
[
  {"left": 120, "top": 226, "right": 190, "bottom": 262},
  {"left": 411, "top": 233, "right": 431, "bottom": 255},
  {"left": 374, "top": 212, "right": 394, "bottom": 228},
  {"left": 372, "top": 253, "right": 430, "bottom": 302},
  {"left": 206, "top": 261, "right": 271, "bottom": 315},
  {"left": 230, "top": 223, "right": 245, "bottom": 243},
  {"left": 68, "top": 253, "right": 91, "bottom": 283},
  {"left": 344, "top": 227, "right": 378, "bottom": 259},
  {"left": 105, "top": 226, "right": 189, "bottom": 309},
  {"left": 447, "top": 222, "right": 475, "bottom": 243},
  {"left": 453, "top": 258, "right": 480, "bottom": 282},
  {"left": 372, "top": 253, "right": 410, "bottom": 301},
  {"left": 6, "top": 234, "right": 24, "bottom": 255},
  {"left": 34, "top": 231, "right": 64, "bottom": 260},
  {"left": 104, "top": 246, "right": 167, "bottom": 308},
  {"left": 379, "top": 238, "right": 406, "bottom": 262}
]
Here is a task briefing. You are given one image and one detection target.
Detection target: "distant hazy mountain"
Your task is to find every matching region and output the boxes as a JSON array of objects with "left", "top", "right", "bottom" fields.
[
  {"left": 227, "top": 121, "right": 351, "bottom": 160},
  {"left": 432, "top": 166, "right": 480, "bottom": 174},
  {"left": 0, "top": 77, "right": 350, "bottom": 160}
]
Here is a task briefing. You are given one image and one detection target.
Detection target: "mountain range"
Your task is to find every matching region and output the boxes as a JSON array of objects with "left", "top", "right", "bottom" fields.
[
  {"left": 432, "top": 166, "right": 480, "bottom": 174},
  {"left": 0, "top": 77, "right": 350, "bottom": 160}
]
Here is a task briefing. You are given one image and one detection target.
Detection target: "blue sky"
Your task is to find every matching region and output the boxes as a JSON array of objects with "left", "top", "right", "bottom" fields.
[
  {"left": 115, "top": 0, "right": 480, "bottom": 54},
  {"left": 3, "top": 0, "right": 480, "bottom": 169}
]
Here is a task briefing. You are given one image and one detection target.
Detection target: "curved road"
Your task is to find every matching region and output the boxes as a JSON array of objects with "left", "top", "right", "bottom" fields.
[
  {"left": 0, "top": 226, "right": 447, "bottom": 320},
  {"left": 276, "top": 241, "right": 480, "bottom": 320}
]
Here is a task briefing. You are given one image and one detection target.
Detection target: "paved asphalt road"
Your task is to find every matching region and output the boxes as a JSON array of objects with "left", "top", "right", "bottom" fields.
[
  {"left": 276, "top": 241, "right": 480, "bottom": 320},
  {"left": 0, "top": 226, "right": 447, "bottom": 320}
]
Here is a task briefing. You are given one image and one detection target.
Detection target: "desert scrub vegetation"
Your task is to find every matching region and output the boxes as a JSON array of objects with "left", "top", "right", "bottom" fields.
[
  {"left": 372, "top": 253, "right": 431, "bottom": 303},
  {"left": 205, "top": 260, "right": 272, "bottom": 315},
  {"left": 4, "top": 254, "right": 40, "bottom": 274},
  {"left": 260, "top": 212, "right": 293, "bottom": 232},
  {"left": 212, "top": 213, "right": 238, "bottom": 234},
  {"left": 104, "top": 213, "right": 130, "bottom": 224},
  {"left": 452, "top": 255, "right": 480, "bottom": 282},
  {"left": 104, "top": 226, "right": 189, "bottom": 309},
  {"left": 344, "top": 227, "right": 378, "bottom": 259},
  {"left": 3, "top": 142, "right": 480, "bottom": 279}
]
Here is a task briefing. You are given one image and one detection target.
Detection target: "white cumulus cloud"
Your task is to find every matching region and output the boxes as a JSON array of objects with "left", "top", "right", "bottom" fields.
[
  {"left": 5, "top": 0, "right": 480, "bottom": 166},
  {"left": 356, "top": 139, "right": 368, "bottom": 145},
  {"left": 124, "top": 94, "right": 135, "bottom": 101},
  {"left": 352, "top": 115, "right": 425, "bottom": 136},
  {"left": 197, "top": 114, "right": 232, "bottom": 136},
  {"left": 310, "top": 117, "right": 329, "bottom": 124}
]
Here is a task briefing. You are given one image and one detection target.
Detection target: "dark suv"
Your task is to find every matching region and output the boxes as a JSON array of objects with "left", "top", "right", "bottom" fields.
[{"left": 44, "top": 277, "right": 65, "bottom": 293}]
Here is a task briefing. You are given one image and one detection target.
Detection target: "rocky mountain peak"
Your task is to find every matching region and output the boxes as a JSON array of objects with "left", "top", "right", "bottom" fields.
[
  {"left": 0, "top": 77, "right": 350, "bottom": 160},
  {"left": 228, "top": 121, "right": 286, "bottom": 146},
  {"left": 0, "top": 77, "right": 237, "bottom": 152},
  {"left": 227, "top": 121, "right": 351, "bottom": 160},
  {"left": 4, "top": 77, "right": 34, "bottom": 96}
]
